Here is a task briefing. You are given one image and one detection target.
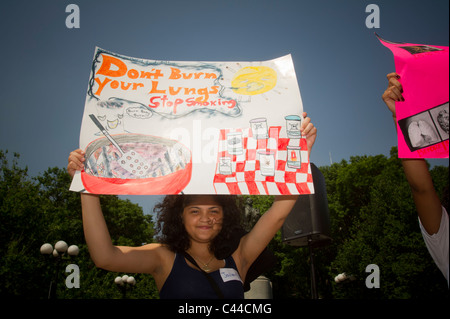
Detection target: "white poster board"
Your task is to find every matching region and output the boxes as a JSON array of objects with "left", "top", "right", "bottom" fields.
[{"left": 70, "top": 47, "right": 314, "bottom": 195}]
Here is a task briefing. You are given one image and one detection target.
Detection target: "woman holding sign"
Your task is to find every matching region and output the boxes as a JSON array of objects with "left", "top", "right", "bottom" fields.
[{"left": 68, "top": 112, "right": 317, "bottom": 299}]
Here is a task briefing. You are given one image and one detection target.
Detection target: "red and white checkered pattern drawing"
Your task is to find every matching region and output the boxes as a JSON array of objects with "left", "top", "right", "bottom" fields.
[{"left": 213, "top": 126, "right": 314, "bottom": 195}]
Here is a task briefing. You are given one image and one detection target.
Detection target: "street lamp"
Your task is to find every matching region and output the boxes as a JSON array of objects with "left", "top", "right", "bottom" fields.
[
  {"left": 40, "top": 240, "right": 79, "bottom": 299},
  {"left": 334, "top": 272, "right": 356, "bottom": 283},
  {"left": 114, "top": 274, "right": 136, "bottom": 299}
]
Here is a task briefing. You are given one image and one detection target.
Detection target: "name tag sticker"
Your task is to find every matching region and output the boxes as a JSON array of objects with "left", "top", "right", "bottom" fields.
[{"left": 220, "top": 268, "right": 242, "bottom": 283}]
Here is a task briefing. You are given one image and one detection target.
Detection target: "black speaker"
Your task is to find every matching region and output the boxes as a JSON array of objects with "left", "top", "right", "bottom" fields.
[{"left": 282, "top": 163, "right": 331, "bottom": 247}]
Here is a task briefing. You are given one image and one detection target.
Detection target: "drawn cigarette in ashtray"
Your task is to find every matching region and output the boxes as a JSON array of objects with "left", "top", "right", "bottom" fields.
[
  {"left": 89, "top": 114, "right": 151, "bottom": 177},
  {"left": 82, "top": 123, "right": 192, "bottom": 194}
]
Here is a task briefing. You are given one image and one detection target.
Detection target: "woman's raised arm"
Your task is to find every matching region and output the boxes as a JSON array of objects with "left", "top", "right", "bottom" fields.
[{"left": 68, "top": 150, "right": 164, "bottom": 275}]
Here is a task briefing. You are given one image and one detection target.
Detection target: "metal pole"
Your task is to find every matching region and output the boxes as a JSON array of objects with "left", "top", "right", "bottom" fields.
[
  {"left": 48, "top": 256, "right": 61, "bottom": 299},
  {"left": 308, "top": 237, "right": 318, "bottom": 299}
]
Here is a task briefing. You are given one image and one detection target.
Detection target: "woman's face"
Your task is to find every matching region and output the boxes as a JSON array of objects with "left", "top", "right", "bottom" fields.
[{"left": 182, "top": 196, "right": 224, "bottom": 244}]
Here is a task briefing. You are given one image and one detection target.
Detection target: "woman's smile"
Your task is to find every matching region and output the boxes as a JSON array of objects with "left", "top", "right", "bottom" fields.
[{"left": 197, "top": 225, "right": 213, "bottom": 230}]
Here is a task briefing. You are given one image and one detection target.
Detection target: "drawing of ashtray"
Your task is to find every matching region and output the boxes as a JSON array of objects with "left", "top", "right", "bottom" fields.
[{"left": 81, "top": 134, "right": 192, "bottom": 195}]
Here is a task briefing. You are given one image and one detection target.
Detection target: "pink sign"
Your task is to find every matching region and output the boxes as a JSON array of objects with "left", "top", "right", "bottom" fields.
[{"left": 378, "top": 35, "right": 449, "bottom": 158}]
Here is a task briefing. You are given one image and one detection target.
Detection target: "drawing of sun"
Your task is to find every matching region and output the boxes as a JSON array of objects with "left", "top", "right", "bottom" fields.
[{"left": 231, "top": 66, "right": 277, "bottom": 96}]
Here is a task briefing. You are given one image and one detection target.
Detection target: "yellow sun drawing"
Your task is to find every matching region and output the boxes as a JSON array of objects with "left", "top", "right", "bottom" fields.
[{"left": 231, "top": 66, "right": 277, "bottom": 96}]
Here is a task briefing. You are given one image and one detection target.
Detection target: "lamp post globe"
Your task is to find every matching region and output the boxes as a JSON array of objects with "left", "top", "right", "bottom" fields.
[
  {"left": 67, "top": 245, "right": 79, "bottom": 256},
  {"left": 55, "top": 241, "right": 68, "bottom": 254},
  {"left": 40, "top": 240, "right": 79, "bottom": 299},
  {"left": 127, "top": 276, "right": 136, "bottom": 286},
  {"left": 335, "top": 273, "right": 346, "bottom": 283},
  {"left": 115, "top": 274, "right": 136, "bottom": 298},
  {"left": 115, "top": 276, "right": 124, "bottom": 286},
  {"left": 40, "top": 243, "right": 53, "bottom": 255}
]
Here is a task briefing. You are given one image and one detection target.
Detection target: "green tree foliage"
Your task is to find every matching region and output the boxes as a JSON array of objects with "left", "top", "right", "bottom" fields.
[
  {"left": 0, "top": 150, "right": 157, "bottom": 299},
  {"left": 249, "top": 148, "right": 448, "bottom": 299},
  {"left": 328, "top": 150, "right": 448, "bottom": 299},
  {"left": 0, "top": 150, "right": 47, "bottom": 297},
  {"left": 1, "top": 148, "right": 448, "bottom": 299}
]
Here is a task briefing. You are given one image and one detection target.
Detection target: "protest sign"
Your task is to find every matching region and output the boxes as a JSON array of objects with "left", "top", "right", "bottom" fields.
[
  {"left": 70, "top": 47, "right": 313, "bottom": 195},
  {"left": 378, "top": 35, "right": 449, "bottom": 158}
]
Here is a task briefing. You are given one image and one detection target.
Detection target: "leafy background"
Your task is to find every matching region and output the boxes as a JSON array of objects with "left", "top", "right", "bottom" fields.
[{"left": 0, "top": 147, "right": 448, "bottom": 299}]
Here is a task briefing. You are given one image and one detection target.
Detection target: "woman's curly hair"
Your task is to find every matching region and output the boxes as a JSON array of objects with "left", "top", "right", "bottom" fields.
[{"left": 154, "top": 195, "right": 246, "bottom": 259}]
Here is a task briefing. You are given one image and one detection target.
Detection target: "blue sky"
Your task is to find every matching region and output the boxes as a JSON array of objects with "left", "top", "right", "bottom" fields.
[{"left": 0, "top": 0, "right": 448, "bottom": 215}]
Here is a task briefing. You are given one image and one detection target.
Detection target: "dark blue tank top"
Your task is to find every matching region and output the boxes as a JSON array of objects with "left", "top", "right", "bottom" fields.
[{"left": 159, "top": 253, "right": 244, "bottom": 299}]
